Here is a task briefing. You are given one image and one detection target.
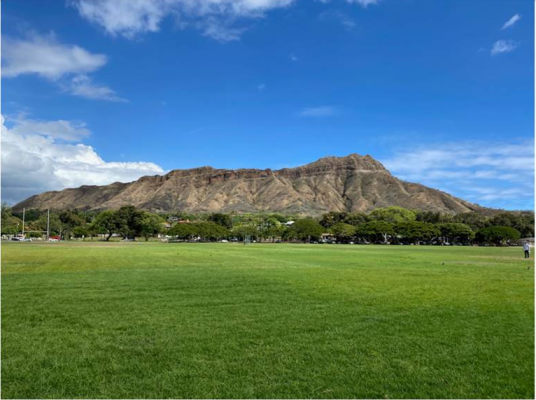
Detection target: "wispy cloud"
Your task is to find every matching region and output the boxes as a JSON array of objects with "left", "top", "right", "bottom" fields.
[
  {"left": 66, "top": 75, "right": 128, "bottom": 102},
  {"left": 502, "top": 13, "right": 521, "bottom": 30},
  {"left": 257, "top": 83, "right": 266, "bottom": 91},
  {"left": 319, "top": 10, "right": 356, "bottom": 31},
  {"left": 491, "top": 39, "right": 518, "bottom": 55},
  {"left": 289, "top": 53, "right": 298, "bottom": 62},
  {"left": 346, "top": 0, "right": 381, "bottom": 7},
  {"left": 2, "top": 32, "right": 125, "bottom": 102},
  {"left": 1, "top": 115, "right": 164, "bottom": 204},
  {"left": 382, "top": 140, "right": 534, "bottom": 209},
  {"left": 298, "top": 106, "right": 339, "bottom": 117},
  {"left": 71, "top": 0, "right": 296, "bottom": 42},
  {"left": 199, "top": 19, "right": 245, "bottom": 42}
]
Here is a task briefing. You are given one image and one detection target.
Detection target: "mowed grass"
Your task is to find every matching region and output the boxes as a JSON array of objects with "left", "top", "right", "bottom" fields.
[{"left": 1, "top": 242, "right": 534, "bottom": 399}]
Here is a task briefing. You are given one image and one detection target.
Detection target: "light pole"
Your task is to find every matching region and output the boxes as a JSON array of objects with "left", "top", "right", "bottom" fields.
[{"left": 46, "top": 209, "right": 50, "bottom": 241}]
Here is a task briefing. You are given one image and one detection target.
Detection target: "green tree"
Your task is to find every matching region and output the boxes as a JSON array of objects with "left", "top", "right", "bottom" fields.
[
  {"left": 59, "top": 210, "right": 85, "bottom": 239},
  {"left": 140, "top": 213, "right": 165, "bottom": 241},
  {"left": 394, "top": 221, "right": 440, "bottom": 244},
  {"left": 453, "top": 212, "right": 490, "bottom": 231},
  {"left": 262, "top": 225, "right": 286, "bottom": 242},
  {"left": 115, "top": 206, "right": 144, "bottom": 238},
  {"left": 73, "top": 226, "right": 89, "bottom": 240},
  {"left": 356, "top": 221, "right": 394, "bottom": 244},
  {"left": 34, "top": 213, "right": 63, "bottom": 237},
  {"left": 288, "top": 218, "right": 324, "bottom": 242},
  {"left": 320, "top": 212, "right": 348, "bottom": 228},
  {"left": 343, "top": 213, "right": 369, "bottom": 226},
  {"left": 208, "top": 213, "right": 233, "bottom": 229},
  {"left": 196, "top": 222, "right": 228, "bottom": 241},
  {"left": 476, "top": 226, "right": 521, "bottom": 246},
  {"left": 489, "top": 212, "right": 534, "bottom": 238},
  {"left": 330, "top": 223, "right": 356, "bottom": 243},
  {"left": 415, "top": 211, "right": 454, "bottom": 224},
  {"left": 169, "top": 223, "right": 197, "bottom": 240},
  {"left": 93, "top": 210, "right": 124, "bottom": 241},
  {"left": 369, "top": 207, "right": 416, "bottom": 224},
  {"left": 437, "top": 223, "right": 474, "bottom": 244},
  {"left": 1, "top": 203, "right": 22, "bottom": 235},
  {"left": 233, "top": 225, "right": 259, "bottom": 241}
]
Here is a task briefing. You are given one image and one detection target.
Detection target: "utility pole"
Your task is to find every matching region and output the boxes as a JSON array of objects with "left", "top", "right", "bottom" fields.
[
  {"left": 22, "top": 208, "right": 25, "bottom": 236},
  {"left": 46, "top": 209, "right": 50, "bottom": 241}
]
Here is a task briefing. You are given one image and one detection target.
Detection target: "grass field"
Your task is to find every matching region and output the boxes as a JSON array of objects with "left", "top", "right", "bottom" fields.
[{"left": 1, "top": 242, "right": 534, "bottom": 399}]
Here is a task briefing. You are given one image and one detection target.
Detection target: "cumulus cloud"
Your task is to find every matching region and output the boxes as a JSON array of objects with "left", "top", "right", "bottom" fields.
[
  {"left": 491, "top": 39, "right": 518, "bottom": 55},
  {"left": 1, "top": 116, "right": 165, "bottom": 205},
  {"left": 298, "top": 106, "right": 339, "bottom": 117},
  {"left": 382, "top": 141, "right": 534, "bottom": 209},
  {"left": 2, "top": 33, "right": 107, "bottom": 79},
  {"left": 2, "top": 33, "right": 125, "bottom": 102},
  {"left": 71, "top": 0, "right": 295, "bottom": 41},
  {"left": 502, "top": 13, "right": 521, "bottom": 30}
]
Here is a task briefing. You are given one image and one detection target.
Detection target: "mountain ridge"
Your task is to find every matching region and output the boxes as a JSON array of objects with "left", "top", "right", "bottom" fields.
[{"left": 13, "top": 153, "right": 484, "bottom": 215}]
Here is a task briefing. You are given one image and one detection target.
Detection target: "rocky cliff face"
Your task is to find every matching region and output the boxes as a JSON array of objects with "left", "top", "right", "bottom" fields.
[{"left": 13, "top": 154, "right": 483, "bottom": 215}]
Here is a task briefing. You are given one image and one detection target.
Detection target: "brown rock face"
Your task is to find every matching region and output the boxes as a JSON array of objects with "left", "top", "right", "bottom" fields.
[{"left": 13, "top": 154, "right": 483, "bottom": 215}]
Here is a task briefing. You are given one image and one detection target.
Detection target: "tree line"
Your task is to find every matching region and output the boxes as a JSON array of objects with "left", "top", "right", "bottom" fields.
[{"left": 1, "top": 203, "right": 533, "bottom": 246}]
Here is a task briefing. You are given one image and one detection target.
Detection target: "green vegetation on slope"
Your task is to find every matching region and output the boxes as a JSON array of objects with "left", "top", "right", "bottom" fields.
[{"left": 2, "top": 242, "right": 534, "bottom": 398}]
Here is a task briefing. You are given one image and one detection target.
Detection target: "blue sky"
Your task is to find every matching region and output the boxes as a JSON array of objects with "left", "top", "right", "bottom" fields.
[{"left": 2, "top": 0, "right": 534, "bottom": 210}]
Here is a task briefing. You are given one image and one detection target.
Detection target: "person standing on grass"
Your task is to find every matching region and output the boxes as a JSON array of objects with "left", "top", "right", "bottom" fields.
[{"left": 523, "top": 241, "right": 530, "bottom": 259}]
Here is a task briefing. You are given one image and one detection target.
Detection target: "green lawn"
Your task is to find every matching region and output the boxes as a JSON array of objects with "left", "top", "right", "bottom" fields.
[{"left": 1, "top": 242, "right": 534, "bottom": 399}]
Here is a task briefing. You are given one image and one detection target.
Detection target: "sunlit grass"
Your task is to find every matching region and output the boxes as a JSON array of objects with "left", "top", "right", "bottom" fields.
[{"left": 2, "top": 242, "right": 533, "bottom": 398}]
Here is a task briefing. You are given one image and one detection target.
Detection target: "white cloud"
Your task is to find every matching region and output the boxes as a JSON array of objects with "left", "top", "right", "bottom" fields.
[
  {"left": 72, "top": 0, "right": 295, "bottom": 41},
  {"left": 319, "top": 10, "right": 356, "bottom": 31},
  {"left": 1, "top": 116, "right": 165, "bottom": 205},
  {"left": 66, "top": 75, "right": 128, "bottom": 102},
  {"left": 289, "top": 53, "right": 298, "bottom": 62},
  {"left": 257, "top": 83, "right": 266, "bottom": 91},
  {"left": 2, "top": 33, "right": 125, "bottom": 102},
  {"left": 8, "top": 116, "right": 90, "bottom": 142},
  {"left": 346, "top": 0, "right": 381, "bottom": 7},
  {"left": 198, "top": 19, "right": 245, "bottom": 42},
  {"left": 2, "top": 33, "right": 107, "bottom": 79},
  {"left": 382, "top": 141, "right": 534, "bottom": 209},
  {"left": 491, "top": 39, "right": 518, "bottom": 55},
  {"left": 502, "top": 13, "right": 521, "bottom": 30},
  {"left": 298, "top": 106, "right": 338, "bottom": 117}
]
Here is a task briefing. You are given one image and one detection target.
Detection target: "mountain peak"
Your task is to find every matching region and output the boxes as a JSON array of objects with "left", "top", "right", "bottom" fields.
[{"left": 302, "top": 153, "right": 390, "bottom": 174}]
